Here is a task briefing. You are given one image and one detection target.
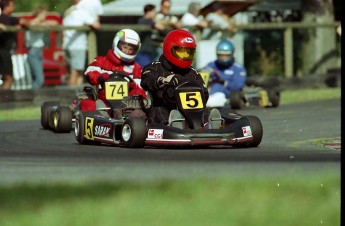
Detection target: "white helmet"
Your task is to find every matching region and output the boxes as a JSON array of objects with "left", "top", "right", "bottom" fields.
[{"left": 112, "top": 29, "right": 141, "bottom": 63}]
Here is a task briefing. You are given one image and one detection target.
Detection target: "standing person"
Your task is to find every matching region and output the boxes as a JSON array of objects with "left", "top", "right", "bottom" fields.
[
  {"left": 202, "top": 2, "right": 237, "bottom": 40},
  {"left": 202, "top": 39, "right": 247, "bottom": 107},
  {"left": 81, "top": 29, "right": 146, "bottom": 112},
  {"left": 137, "top": 4, "right": 164, "bottom": 67},
  {"left": 141, "top": 29, "right": 208, "bottom": 125},
  {"left": 181, "top": 2, "right": 208, "bottom": 38},
  {"left": 62, "top": 0, "right": 101, "bottom": 87},
  {"left": 0, "top": 0, "right": 29, "bottom": 90},
  {"left": 26, "top": 6, "right": 58, "bottom": 89},
  {"left": 153, "top": 0, "right": 181, "bottom": 59}
]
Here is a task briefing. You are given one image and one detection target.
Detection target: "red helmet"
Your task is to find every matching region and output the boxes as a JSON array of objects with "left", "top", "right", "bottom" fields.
[{"left": 163, "top": 29, "right": 196, "bottom": 69}]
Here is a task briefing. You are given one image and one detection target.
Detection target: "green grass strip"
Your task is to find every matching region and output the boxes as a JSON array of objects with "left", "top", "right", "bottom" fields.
[{"left": 0, "top": 174, "right": 340, "bottom": 226}]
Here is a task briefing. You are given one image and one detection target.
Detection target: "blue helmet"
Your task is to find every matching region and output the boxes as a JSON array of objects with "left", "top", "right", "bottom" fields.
[{"left": 215, "top": 39, "right": 235, "bottom": 68}]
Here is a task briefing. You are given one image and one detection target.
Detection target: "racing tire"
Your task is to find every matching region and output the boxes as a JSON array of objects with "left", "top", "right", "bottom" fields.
[
  {"left": 54, "top": 106, "right": 73, "bottom": 133},
  {"left": 41, "top": 101, "right": 60, "bottom": 129},
  {"left": 246, "top": 115, "right": 263, "bottom": 147},
  {"left": 121, "top": 117, "right": 147, "bottom": 148},
  {"left": 75, "top": 112, "right": 90, "bottom": 144},
  {"left": 268, "top": 88, "right": 280, "bottom": 107},
  {"left": 229, "top": 90, "right": 245, "bottom": 109}
]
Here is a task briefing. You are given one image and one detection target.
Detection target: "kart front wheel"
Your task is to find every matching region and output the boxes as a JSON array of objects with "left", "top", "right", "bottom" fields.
[
  {"left": 246, "top": 115, "right": 263, "bottom": 147},
  {"left": 122, "top": 117, "right": 147, "bottom": 148},
  {"left": 75, "top": 112, "right": 89, "bottom": 144},
  {"left": 54, "top": 106, "right": 72, "bottom": 133}
]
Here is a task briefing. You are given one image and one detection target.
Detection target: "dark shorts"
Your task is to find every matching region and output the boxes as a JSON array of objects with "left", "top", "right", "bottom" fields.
[{"left": 0, "top": 49, "right": 13, "bottom": 76}]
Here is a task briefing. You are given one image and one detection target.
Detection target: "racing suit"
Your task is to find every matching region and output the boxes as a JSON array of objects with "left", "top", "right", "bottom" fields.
[
  {"left": 204, "top": 61, "right": 247, "bottom": 107},
  {"left": 81, "top": 49, "right": 146, "bottom": 111},
  {"left": 141, "top": 55, "right": 209, "bottom": 124}
]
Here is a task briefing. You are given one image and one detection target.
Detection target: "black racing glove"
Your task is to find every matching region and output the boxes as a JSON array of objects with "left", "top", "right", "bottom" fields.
[
  {"left": 97, "top": 73, "right": 110, "bottom": 84},
  {"left": 157, "top": 74, "right": 180, "bottom": 88}
]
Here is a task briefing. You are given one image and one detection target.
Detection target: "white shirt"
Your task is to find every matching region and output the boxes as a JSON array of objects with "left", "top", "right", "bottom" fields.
[
  {"left": 181, "top": 12, "right": 203, "bottom": 27},
  {"left": 62, "top": 6, "right": 95, "bottom": 50},
  {"left": 25, "top": 31, "right": 45, "bottom": 48},
  {"left": 78, "top": 0, "right": 103, "bottom": 21},
  {"left": 206, "top": 13, "right": 228, "bottom": 29}
]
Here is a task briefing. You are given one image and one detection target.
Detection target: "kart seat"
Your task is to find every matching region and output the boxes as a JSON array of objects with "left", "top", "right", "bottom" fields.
[{"left": 96, "top": 99, "right": 110, "bottom": 117}]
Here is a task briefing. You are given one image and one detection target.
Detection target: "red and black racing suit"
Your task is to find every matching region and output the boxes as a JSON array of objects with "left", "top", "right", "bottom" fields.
[
  {"left": 140, "top": 55, "right": 209, "bottom": 124},
  {"left": 81, "top": 49, "right": 146, "bottom": 111}
]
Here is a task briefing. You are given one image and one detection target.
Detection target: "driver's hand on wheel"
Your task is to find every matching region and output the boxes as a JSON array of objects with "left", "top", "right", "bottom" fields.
[
  {"left": 157, "top": 74, "right": 180, "bottom": 88},
  {"left": 97, "top": 73, "right": 110, "bottom": 84}
]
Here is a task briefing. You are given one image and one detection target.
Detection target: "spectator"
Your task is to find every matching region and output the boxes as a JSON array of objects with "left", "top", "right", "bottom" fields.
[
  {"left": 81, "top": 29, "right": 146, "bottom": 112},
  {"left": 153, "top": 0, "right": 181, "bottom": 58},
  {"left": 181, "top": 2, "right": 208, "bottom": 38},
  {"left": 140, "top": 29, "right": 208, "bottom": 125},
  {"left": 0, "top": 8, "right": 6, "bottom": 30},
  {"left": 202, "top": 2, "right": 237, "bottom": 40},
  {"left": 201, "top": 39, "right": 247, "bottom": 108},
  {"left": 26, "top": 6, "right": 58, "bottom": 89},
  {"left": 137, "top": 4, "right": 164, "bottom": 67},
  {"left": 0, "top": 0, "right": 29, "bottom": 90},
  {"left": 62, "top": 0, "right": 101, "bottom": 86},
  {"left": 77, "top": 0, "right": 103, "bottom": 20}
]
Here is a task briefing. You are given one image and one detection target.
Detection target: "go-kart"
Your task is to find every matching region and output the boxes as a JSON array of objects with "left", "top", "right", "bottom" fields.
[
  {"left": 199, "top": 70, "right": 280, "bottom": 110},
  {"left": 74, "top": 74, "right": 263, "bottom": 148},
  {"left": 40, "top": 86, "right": 97, "bottom": 133},
  {"left": 229, "top": 77, "right": 280, "bottom": 110}
]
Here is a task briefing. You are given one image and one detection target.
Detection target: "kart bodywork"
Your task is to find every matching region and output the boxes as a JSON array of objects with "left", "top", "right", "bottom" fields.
[{"left": 74, "top": 77, "right": 263, "bottom": 148}]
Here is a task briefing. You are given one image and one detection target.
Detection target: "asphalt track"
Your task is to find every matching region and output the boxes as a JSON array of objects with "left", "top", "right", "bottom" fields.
[{"left": 0, "top": 99, "right": 341, "bottom": 185}]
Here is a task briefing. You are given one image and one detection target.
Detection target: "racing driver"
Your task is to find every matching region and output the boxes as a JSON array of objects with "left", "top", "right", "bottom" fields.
[
  {"left": 140, "top": 29, "right": 209, "bottom": 124},
  {"left": 80, "top": 28, "right": 146, "bottom": 111}
]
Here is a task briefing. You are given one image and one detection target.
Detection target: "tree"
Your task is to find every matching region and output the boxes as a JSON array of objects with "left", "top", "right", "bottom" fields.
[
  {"left": 15, "top": 0, "right": 114, "bottom": 13},
  {"left": 299, "top": 0, "right": 340, "bottom": 75}
]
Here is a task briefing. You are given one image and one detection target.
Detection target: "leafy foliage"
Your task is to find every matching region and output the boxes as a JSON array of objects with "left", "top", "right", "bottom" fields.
[{"left": 15, "top": 0, "right": 114, "bottom": 13}]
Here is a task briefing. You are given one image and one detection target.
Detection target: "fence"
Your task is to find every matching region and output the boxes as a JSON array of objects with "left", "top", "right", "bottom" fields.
[{"left": 2, "top": 21, "right": 341, "bottom": 89}]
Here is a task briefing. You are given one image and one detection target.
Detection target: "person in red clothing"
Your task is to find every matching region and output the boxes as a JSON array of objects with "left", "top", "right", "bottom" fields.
[{"left": 81, "top": 28, "right": 146, "bottom": 111}]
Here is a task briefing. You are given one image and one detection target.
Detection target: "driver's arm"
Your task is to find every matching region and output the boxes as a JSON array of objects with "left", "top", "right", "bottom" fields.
[{"left": 84, "top": 57, "right": 111, "bottom": 86}]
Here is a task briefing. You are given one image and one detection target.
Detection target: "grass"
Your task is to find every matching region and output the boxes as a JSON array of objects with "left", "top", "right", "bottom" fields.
[
  {"left": 0, "top": 173, "right": 340, "bottom": 226},
  {"left": 280, "top": 87, "right": 340, "bottom": 104},
  {"left": 0, "top": 87, "right": 341, "bottom": 121}
]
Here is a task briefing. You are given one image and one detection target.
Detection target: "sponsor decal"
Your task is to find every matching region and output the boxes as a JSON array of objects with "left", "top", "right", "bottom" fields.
[
  {"left": 147, "top": 129, "right": 164, "bottom": 139},
  {"left": 183, "top": 37, "right": 194, "bottom": 43},
  {"left": 95, "top": 124, "right": 111, "bottom": 137},
  {"left": 242, "top": 126, "right": 252, "bottom": 137}
]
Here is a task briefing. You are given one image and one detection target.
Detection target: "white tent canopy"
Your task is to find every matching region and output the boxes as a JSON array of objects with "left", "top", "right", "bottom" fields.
[{"left": 102, "top": 0, "right": 213, "bottom": 16}]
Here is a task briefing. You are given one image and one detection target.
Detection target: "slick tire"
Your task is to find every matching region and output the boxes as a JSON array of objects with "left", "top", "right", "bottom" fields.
[
  {"left": 122, "top": 117, "right": 147, "bottom": 148},
  {"left": 229, "top": 90, "right": 245, "bottom": 110},
  {"left": 75, "top": 112, "right": 90, "bottom": 144},
  {"left": 246, "top": 115, "right": 263, "bottom": 147},
  {"left": 54, "top": 106, "right": 72, "bottom": 133},
  {"left": 41, "top": 101, "right": 60, "bottom": 129},
  {"left": 268, "top": 88, "right": 280, "bottom": 107}
]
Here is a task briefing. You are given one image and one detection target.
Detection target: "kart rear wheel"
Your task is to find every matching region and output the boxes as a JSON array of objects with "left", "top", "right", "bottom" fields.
[
  {"left": 229, "top": 90, "right": 245, "bottom": 109},
  {"left": 268, "top": 88, "right": 280, "bottom": 107},
  {"left": 122, "top": 117, "right": 147, "bottom": 148},
  {"left": 54, "top": 106, "right": 72, "bottom": 133},
  {"left": 41, "top": 101, "right": 60, "bottom": 129}
]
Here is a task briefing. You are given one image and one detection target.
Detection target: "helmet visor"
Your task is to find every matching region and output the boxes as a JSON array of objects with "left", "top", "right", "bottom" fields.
[
  {"left": 117, "top": 41, "right": 139, "bottom": 56},
  {"left": 171, "top": 46, "right": 195, "bottom": 61}
]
